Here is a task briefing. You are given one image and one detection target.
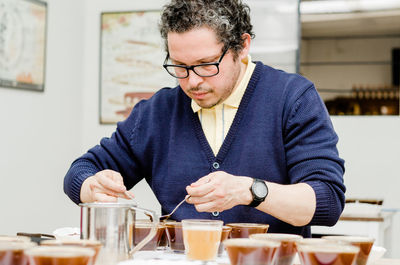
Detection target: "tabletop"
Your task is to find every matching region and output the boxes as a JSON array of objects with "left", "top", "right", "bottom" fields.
[{"left": 115, "top": 250, "right": 399, "bottom": 265}]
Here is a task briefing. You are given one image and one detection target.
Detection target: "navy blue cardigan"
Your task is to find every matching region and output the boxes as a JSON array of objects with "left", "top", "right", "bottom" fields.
[{"left": 64, "top": 62, "right": 345, "bottom": 237}]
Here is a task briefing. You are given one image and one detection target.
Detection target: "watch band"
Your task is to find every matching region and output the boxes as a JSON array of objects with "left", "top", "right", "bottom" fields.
[{"left": 248, "top": 198, "right": 263, "bottom": 207}]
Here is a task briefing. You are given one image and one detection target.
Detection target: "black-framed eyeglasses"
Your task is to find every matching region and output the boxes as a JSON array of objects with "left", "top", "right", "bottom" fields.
[{"left": 163, "top": 47, "right": 229, "bottom": 79}]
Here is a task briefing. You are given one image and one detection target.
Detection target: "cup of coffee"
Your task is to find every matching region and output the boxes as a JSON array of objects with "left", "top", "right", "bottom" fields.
[
  {"left": 0, "top": 241, "right": 36, "bottom": 265},
  {"left": 182, "top": 219, "right": 223, "bottom": 262},
  {"left": 250, "top": 233, "right": 303, "bottom": 265},
  {"left": 164, "top": 221, "right": 185, "bottom": 252},
  {"left": 130, "top": 220, "right": 166, "bottom": 250},
  {"left": 296, "top": 238, "right": 329, "bottom": 245},
  {"left": 25, "top": 246, "right": 95, "bottom": 265},
  {"left": 218, "top": 225, "right": 232, "bottom": 255},
  {"left": 296, "top": 241, "right": 360, "bottom": 265},
  {"left": 40, "top": 239, "right": 102, "bottom": 262},
  {"left": 226, "top": 223, "right": 269, "bottom": 238},
  {"left": 224, "top": 238, "right": 280, "bottom": 265},
  {"left": 322, "top": 236, "right": 375, "bottom": 265},
  {"left": 0, "top": 235, "right": 31, "bottom": 243}
]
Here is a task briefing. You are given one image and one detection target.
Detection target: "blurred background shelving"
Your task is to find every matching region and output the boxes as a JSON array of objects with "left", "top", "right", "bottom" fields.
[{"left": 300, "top": 0, "right": 400, "bottom": 115}]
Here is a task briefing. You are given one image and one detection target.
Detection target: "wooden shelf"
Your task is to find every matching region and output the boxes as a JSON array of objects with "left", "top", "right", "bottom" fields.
[{"left": 301, "top": 9, "right": 400, "bottom": 37}]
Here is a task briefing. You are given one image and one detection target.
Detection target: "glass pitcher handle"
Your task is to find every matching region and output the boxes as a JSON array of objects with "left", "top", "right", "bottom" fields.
[{"left": 128, "top": 206, "right": 159, "bottom": 257}]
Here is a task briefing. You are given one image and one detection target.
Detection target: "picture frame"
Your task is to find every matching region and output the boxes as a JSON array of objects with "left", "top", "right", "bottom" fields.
[
  {"left": 99, "top": 10, "right": 176, "bottom": 124},
  {"left": 0, "top": 0, "right": 48, "bottom": 92}
]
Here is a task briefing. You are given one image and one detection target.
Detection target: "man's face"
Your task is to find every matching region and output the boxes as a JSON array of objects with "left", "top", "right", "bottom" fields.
[{"left": 167, "top": 27, "right": 244, "bottom": 109}]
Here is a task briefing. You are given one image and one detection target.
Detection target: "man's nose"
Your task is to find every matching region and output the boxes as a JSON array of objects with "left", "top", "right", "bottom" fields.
[{"left": 186, "top": 69, "right": 203, "bottom": 87}]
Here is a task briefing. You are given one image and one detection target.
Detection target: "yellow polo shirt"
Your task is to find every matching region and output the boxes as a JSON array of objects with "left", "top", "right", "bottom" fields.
[{"left": 191, "top": 55, "right": 256, "bottom": 155}]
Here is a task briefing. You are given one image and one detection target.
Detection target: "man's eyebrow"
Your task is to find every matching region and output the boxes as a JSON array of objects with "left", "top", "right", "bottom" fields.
[{"left": 170, "top": 53, "right": 220, "bottom": 65}]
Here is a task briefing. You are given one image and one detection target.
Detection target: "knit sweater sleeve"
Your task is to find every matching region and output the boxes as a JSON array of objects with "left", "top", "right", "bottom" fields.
[
  {"left": 283, "top": 83, "right": 345, "bottom": 226},
  {"left": 63, "top": 102, "right": 145, "bottom": 205}
]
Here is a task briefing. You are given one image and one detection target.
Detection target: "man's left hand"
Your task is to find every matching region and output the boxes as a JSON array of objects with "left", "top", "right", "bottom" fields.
[{"left": 186, "top": 171, "right": 252, "bottom": 212}]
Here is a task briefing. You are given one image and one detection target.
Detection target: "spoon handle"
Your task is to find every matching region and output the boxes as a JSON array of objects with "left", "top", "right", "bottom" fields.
[
  {"left": 161, "top": 195, "right": 191, "bottom": 220},
  {"left": 170, "top": 195, "right": 191, "bottom": 215}
]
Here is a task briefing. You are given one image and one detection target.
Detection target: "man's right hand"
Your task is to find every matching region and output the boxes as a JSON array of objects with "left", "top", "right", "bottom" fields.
[{"left": 80, "top": 169, "right": 132, "bottom": 203}]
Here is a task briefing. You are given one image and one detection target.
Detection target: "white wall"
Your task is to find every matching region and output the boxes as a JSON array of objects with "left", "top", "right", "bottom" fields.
[
  {"left": 80, "top": 0, "right": 168, "bottom": 218},
  {"left": 0, "top": 0, "right": 85, "bottom": 234}
]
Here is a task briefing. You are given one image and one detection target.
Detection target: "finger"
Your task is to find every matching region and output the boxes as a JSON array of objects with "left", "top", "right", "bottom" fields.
[
  {"left": 187, "top": 174, "right": 214, "bottom": 197},
  {"left": 93, "top": 192, "right": 119, "bottom": 203},
  {"left": 90, "top": 183, "right": 123, "bottom": 200},
  {"left": 193, "top": 201, "right": 219, "bottom": 213},
  {"left": 108, "top": 170, "right": 125, "bottom": 186},
  {"left": 121, "top": 191, "right": 135, "bottom": 200},
  {"left": 190, "top": 174, "right": 213, "bottom": 187},
  {"left": 186, "top": 191, "right": 214, "bottom": 205},
  {"left": 96, "top": 172, "right": 127, "bottom": 193}
]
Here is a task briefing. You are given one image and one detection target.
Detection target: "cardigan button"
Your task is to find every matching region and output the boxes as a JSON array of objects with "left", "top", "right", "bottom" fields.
[
  {"left": 212, "top": 162, "right": 220, "bottom": 169},
  {"left": 212, "top": 211, "right": 219, "bottom": 217}
]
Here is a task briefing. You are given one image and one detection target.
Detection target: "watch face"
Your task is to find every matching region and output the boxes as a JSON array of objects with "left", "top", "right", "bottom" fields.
[{"left": 254, "top": 182, "right": 268, "bottom": 198}]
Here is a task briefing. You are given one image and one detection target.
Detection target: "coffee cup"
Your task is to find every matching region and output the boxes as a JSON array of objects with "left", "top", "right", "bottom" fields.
[
  {"left": 250, "top": 233, "right": 303, "bottom": 265},
  {"left": 224, "top": 238, "right": 280, "bottom": 265},
  {"left": 40, "top": 239, "right": 102, "bottom": 262},
  {"left": 0, "top": 235, "right": 31, "bottom": 243},
  {"left": 296, "top": 238, "right": 329, "bottom": 245},
  {"left": 0, "top": 241, "right": 36, "bottom": 265},
  {"left": 25, "top": 246, "right": 95, "bottom": 265},
  {"left": 296, "top": 241, "right": 360, "bottom": 265},
  {"left": 164, "top": 221, "right": 185, "bottom": 252},
  {"left": 131, "top": 220, "right": 166, "bottom": 250},
  {"left": 226, "top": 223, "right": 269, "bottom": 238},
  {"left": 218, "top": 225, "right": 232, "bottom": 255},
  {"left": 322, "top": 236, "right": 375, "bottom": 265}
]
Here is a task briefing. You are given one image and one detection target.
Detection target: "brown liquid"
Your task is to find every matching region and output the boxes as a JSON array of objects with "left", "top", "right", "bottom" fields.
[
  {"left": 322, "top": 236, "right": 374, "bottom": 265},
  {"left": 132, "top": 225, "right": 165, "bottom": 250},
  {"left": 165, "top": 223, "right": 184, "bottom": 251},
  {"left": 226, "top": 245, "right": 277, "bottom": 265},
  {"left": 275, "top": 241, "right": 298, "bottom": 265},
  {"left": 218, "top": 227, "right": 232, "bottom": 255},
  {"left": 158, "top": 229, "right": 168, "bottom": 248},
  {"left": 28, "top": 256, "right": 92, "bottom": 265},
  {"left": 298, "top": 251, "right": 357, "bottom": 265},
  {"left": 41, "top": 240, "right": 102, "bottom": 262},
  {"left": 0, "top": 249, "right": 27, "bottom": 265},
  {"left": 183, "top": 229, "right": 221, "bottom": 261},
  {"left": 350, "top": 242, "right": 373, "bottom": 265},
  {"left": 227, "top": 224, "right": 269, "bottom": 239}
]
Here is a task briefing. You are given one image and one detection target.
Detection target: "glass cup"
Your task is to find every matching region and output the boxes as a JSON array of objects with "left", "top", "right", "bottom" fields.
[
  {"left": 224, "top": 238, "right": 280, "bottom": 265},
  {"left": 41, "top": 239, "right": 102, "bottom": 263},
  {"left": 0, "top": 235, "right": 31, "bottom": 243},
  {"left": 0, "top": 241, "right": 36, "bottom": 265},
  {"left": 164, "top": 221, "right": 185, "bottom": 252},
  {"left": 296, "top": 241, "right": 360, "bottom": 265},
  {"left": 250, "top": 233, "right": 303, "bottom": 265},
  {"left": 322, "top": 236, "right": 375, "bottom": 265},
  {"left": 130, "top": 220, "right": 166, "bottom": 251},
  {"left": 218, "top": 226, "right": 232, "bottom": 256},
  {"left": 25, "top": 246, "right": 95, "bottom": 265},
  {"left": 226, "top": 223, "right": 269, "bottom": 238},
  {"left": 182, "top": 219, "right": 223, "bottom": 262}
]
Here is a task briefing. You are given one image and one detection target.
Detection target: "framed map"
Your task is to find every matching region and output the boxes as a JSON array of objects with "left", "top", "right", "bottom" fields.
[
  {"left": 0, "top": 0, "right": 47, "bottom": 91},
  {"left": 100, "top": 10, "right": 175, "bottom": 124}
]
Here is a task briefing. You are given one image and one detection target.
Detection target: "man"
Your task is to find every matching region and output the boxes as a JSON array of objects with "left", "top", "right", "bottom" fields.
[{"left": 64, "top": 0, "right": 345, "bottom": 237}]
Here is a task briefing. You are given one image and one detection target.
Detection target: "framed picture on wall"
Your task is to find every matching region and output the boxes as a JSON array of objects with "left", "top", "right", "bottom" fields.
[
  {"left": 0, "top": 0, "right": 47, "bottom": 92},
  {"left": 99, "top": 10, "right": 175, "bottom": 124}
]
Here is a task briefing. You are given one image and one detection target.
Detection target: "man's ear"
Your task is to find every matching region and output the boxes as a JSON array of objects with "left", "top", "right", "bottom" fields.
[{"left": 239, "top": 33, "right": 251, "bottom": 60}]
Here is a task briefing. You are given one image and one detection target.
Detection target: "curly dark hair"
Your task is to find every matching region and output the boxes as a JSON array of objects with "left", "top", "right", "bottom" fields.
[{"left": 159, "top": 0, "right": 255, "bottom": 58}]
